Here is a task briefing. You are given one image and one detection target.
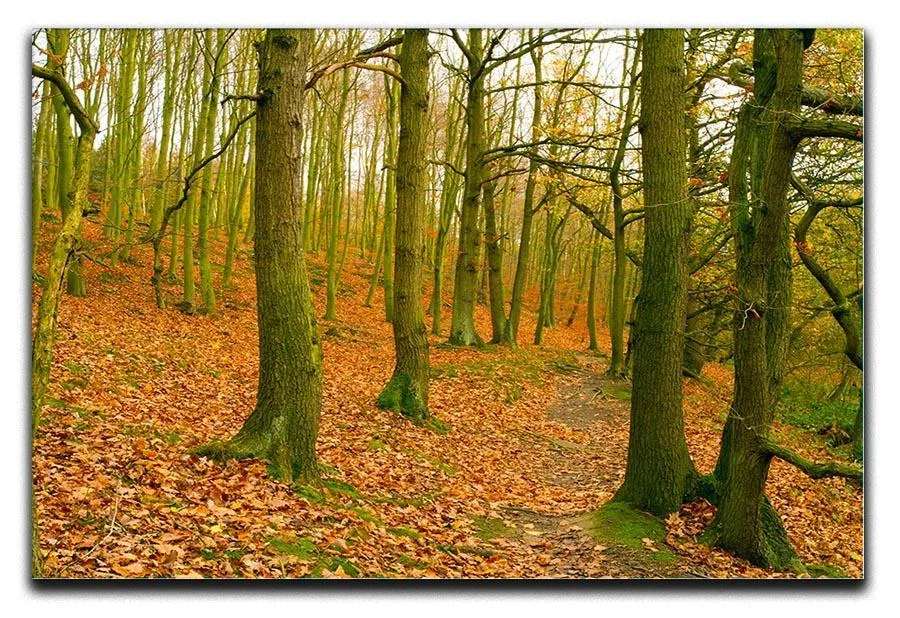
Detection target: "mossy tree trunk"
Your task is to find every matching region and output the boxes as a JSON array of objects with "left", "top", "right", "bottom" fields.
[
  {"left": 181, "top": 33, "right": 213, "bottom": 312},
  {"left": 611, "top": 29, "right": 697, "bottom": 516},
  {"left": 149, "top": 29, "right": 179, "bottom": 238},
  {"left": 31, "top": 61, "right": 99, "bottom": 578},
  {"left": 204, "top": 29, "right": 322, "bottom": 485},
  {"left": 708, "top": 29, "right": 805, "bottom": 570},
  {"left": 448, "top": 29, "right": 485, "bottom": 346},
  {"left": 122, "top": 30, "right": 148, "bottom": 265},
  {"left": 47, "top": 29, "right": 87, "bottom": 297},
  {"left": 377, "top": 29, "right": 431, "bottom": 421},
  {"left": 109, "top": 29, "right": 137, "bottom": 268}
]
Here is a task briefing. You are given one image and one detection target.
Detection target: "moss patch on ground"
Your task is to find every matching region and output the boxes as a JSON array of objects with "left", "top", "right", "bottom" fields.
[
  {"left": 579, "top": 502, "right": 676, "bottom": 564},
  {"left": 473, "top": 516, "right": 516, "bottom": 541},
  {"left": 601, "top": 385, "right": 632, "bottom": 400},
  {"left": 267, "top": 535, "right": 361, "bottom": 577}
]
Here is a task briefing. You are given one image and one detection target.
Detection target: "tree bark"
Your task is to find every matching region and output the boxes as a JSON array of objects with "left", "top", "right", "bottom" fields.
[
  {"left": 381, "top": 75, "right": 399, "bottom": 323},
  {"left": 606, "top": 33, "right": 642, "bottom": 377},
  {"left": 32, "top": 78, "right": 52, "bottom": 271},
  {"left": 31, "top": 60, "right": 99, "bottom": 578},
  {"left": 483, "top": 179, "right": 506, "bottom": 343},
  {"left": 198, "top": 29, "right": 226, "bottom": 315},
  {"left": 377, "top": 29, "right": 432, "bottom": 421},
  {"left": 708, "top": 29, "right": 806, "bottom": 570},
  {"left": 448, "top": 29, "right": 485, "bottom": 346},
  {"left": 502, "top": 46, "right": 542, "bottom": 346},
  {"left": 587, "top": 230, "right": 603, "bottom": 351},
  {"left": 611, "top": 29, "right": 697, "bottom": 516},
  {"left": 199, "top": 29, "right": 322, "bottom": 485}
]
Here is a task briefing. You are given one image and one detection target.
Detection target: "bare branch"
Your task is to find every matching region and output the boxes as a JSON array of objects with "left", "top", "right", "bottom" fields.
[{"left": 32, "top": 63, "right": 98, "bottom": 134}]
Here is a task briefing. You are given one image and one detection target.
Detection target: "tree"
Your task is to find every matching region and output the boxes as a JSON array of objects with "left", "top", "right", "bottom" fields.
[
  {"left": 611, "top": 29, "right": 697, "bottom": 516},
  {"left": 586, "top": 229, "right": 603, "bottom": 350},
  {"left": 428, "top": 76, "right": 464, "bottom": 336},
  {"left": 447, "top": 29, "right": 487, "bottom": 346},
  {"left": 197, "top": 29, "right": 228, "bottom": 315},
  {"left": 606, "top": 32, "right": 642, "bottom": 377},
  {"left": 198, "top": 29, "right": 322, "bottom": 484},
  {"left": 706, "top": 28, "right": 863, "bottom": 570},
  {"left": 792, "top": 178, "right": 863, "bottom": 458},
  {"left": 31, "top": 59, "right": 100, "bottom": 578},
  {"left": 376, "top": 29, "right": 432, "bottom": 421},
  {"left": 32, "top": 77, "right": 52, "bottom": 272},
  {"left": 482, "top": 178, "right": 507, "bottom": 343},
  {"left": 502, "top": 40, "right": 543, "bottom": 346},
  {"left": 47, "top": 29, "right": 88, "bottom": 297}
]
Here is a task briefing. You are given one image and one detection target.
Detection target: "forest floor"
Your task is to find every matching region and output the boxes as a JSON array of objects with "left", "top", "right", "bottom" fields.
[{"left": 32, "top": 224, "right": 863, "bottom": 579}]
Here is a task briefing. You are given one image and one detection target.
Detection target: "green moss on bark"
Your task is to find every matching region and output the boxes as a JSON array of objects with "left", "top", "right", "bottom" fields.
[{"left": 377, "top": 373, "right": 428, "bottom": 422}]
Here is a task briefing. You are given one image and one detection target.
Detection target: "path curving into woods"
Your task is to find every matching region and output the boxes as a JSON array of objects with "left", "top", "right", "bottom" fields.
[{"left": 32, "top": 228, "right": 862, "bottom": 578}]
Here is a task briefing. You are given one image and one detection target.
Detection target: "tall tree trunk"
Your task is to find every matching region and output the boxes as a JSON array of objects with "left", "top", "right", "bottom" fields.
[
  {"left": 606, "top": 33, "right": 642, "bottom": 376},
  {"left": 32, "top": 78, "right": 52, "bottom": 271},
  {"left": 431, "top": 80, "right": 464, "bottom": 335},
  {"left": 47, "top": 29, "right": 87, "bottom": 297},
  {"left": 364, "top": 216, "right": 386, "bottom": 308},
  {"left": 587, "top": 230, "right": 603, "bottom": 351},
  {"left": 150, "top": 30, "right": 178, "bottom": 237},
  {"left": 198, "top": 29, "right": 226, "bottom": 315},
  {"left": 708, "top": 29, "right": 806, "bottom": 570},
  {"left": 223, "top": 133, "right": 253, "bottom": 288},
  {"left": 448, "top": 29, "right": 485, "bottom": 346},
  {"left": 483, "top": 179, "right": 506, "bottom": 343},
  {"left": 503, "top": 42, "right": 542, "bottom": 346},
  {"left": 200, "top": 29, "right": 322, "bottom": 484},
  {"left": 109, "top": 29, "right": 137, "bottom": 267},
  {"left": 566, "top": 245, "right": 589, "bottom": 327},
  {"left": 377, "top": 29, "right": 431, "bottom": 421},
  {"left": 303, "top": 97, "right": 321, "bottom": 250},
  {"left": 612, "top": 28, "right": 697, "bottom": 516},
  {"left": 325, "top": 68, "right": 351, "bottom": 322},
  {"left": 182, "top": 35, "right": 212, "bottom": 312},
  {"left": 31, "top": 60, "right": 99, "bottom": 578},
  {"left": 122, "top": 30, "right": 148, "bottom": 265},
  {"left": 381, "top": 75, "right": 399, "bottom": 323}
]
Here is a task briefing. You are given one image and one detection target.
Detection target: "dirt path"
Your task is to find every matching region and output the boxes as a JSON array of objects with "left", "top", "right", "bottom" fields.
[{"left": 478, "top": 353, "right": 700, "bottom": 578}]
